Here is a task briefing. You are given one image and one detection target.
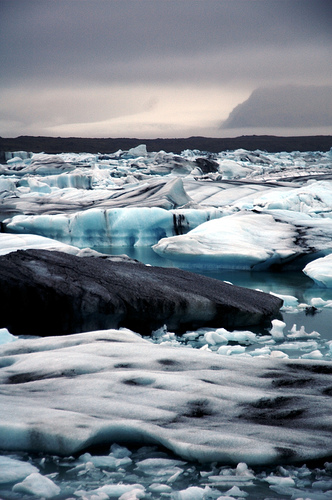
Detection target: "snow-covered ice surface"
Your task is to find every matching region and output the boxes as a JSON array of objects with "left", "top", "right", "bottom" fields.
[
  {"left": 1, "top": 146, "right": 332, "bottom": 498},
  {"left": 0, "top": 329, "right": 332, "bottom": 499}
]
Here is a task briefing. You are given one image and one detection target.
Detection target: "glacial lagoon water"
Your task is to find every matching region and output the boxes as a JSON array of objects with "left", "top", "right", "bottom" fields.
[{"left": 102, "top": 245, "right": 332, "bottom": 342}]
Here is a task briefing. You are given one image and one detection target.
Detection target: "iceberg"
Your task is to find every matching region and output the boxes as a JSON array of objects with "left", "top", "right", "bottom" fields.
[
  {"left": 0, "top": 249, "right": 282, "bottom": 336},
  {"left": 153, "top": 210, "right": 332, "bottom": 270},
  {"left": 153, "top": 211, "right": 297, "bottom": 270},
  {"left": 12, "top": 472, "right": 60, "bottom": 498},
  {"left": 303, "top": 253, "right": 332, "bottom": 288},
  {"left": 0, "top": 232, "right": 81, "bottom": 256},
  {"left": 0, "top": 328, "right": 331, "bottom": 465},
  {"left": 0, "top": 456, "right": 38, "bottom": 484},
  {"left": 4, "top": 205, "right": 222, "bottom": 248}
]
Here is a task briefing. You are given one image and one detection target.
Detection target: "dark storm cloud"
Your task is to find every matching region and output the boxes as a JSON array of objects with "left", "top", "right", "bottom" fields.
[
  {"left": 1, "top": 0, "right": 331, "bottom": 86},
  {"left": 222, "top": 85, "right": 332, "bottom": 128},
  {"left": 1, "top": 0, "right": 331, "bottom": 137}
]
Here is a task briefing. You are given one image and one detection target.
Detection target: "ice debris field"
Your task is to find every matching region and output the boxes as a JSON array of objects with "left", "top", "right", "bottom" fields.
[{"left": 1, "top": 144, "right": 332, "bottom": 499}]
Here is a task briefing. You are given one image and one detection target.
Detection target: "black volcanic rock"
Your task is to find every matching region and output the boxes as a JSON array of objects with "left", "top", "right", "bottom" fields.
[
  {"left": 195, "top": 157, "right": 219, "bottom": 173},
  {"left": 0, "top": 249, "right": 282, "bottom": 336}
]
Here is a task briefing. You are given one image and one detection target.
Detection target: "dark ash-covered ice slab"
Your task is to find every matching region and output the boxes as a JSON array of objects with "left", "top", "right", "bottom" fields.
[
  {"left": 0, "top": 329, "right": 331, "bottom": 465},
  {"left": 0, "top": 249, "right": 282, "bottom": 336}
]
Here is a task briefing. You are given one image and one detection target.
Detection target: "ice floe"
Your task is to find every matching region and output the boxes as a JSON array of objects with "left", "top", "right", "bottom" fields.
[
  {"left": 0, "top": 328, "right": 331, "bottom": 465},
  {"left": 303, "top": 253, "right": 332, "bottom": 288}
]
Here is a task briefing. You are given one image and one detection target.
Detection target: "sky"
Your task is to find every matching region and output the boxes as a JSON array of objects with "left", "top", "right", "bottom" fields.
[{"left": 1, "top": 0, "right": 331, "bottom": 139}]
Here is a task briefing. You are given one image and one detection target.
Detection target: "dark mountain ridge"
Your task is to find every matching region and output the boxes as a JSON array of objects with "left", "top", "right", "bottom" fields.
[{"left": 1, "top": 135, "right": 332, "bottom": 161}]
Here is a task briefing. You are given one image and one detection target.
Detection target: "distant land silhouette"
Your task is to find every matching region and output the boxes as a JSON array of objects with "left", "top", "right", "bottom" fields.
[
  {"left": 1, "top": 135, "right": 332, "bottom": 161},
  {"left": 222, "top": 86, "right": 332, "bottom": 129}
]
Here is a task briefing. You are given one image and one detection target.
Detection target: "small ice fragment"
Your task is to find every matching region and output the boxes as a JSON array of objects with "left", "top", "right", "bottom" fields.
[
  {"left": 270, "top": 292, "right": 298, "bottom": 309},
  {"left": 12, "top": 472, "right": 60, "bottom": 498},
  {"left": 204, "top": 331, "right": 228, "bottom": 345},
  {"left": 288, "top": 324, "right": 320, "bottom": 339},
  {"left": 236, "top": 463, "right": 254, "bottom": 478},
  {"left": 110, "top": 443, "right": 132, "bottom": 458},
  {"left": 149, "top": 483, "right": 173, "bottom": 493},
  {"left": 265, "top": 475, "right": 295, "bottom": 487},
  {"left": 217, "top": 345, "right": 246, "bottom": 355},
  {"left": 119, "top": 487, "right": 146, "bottom": 500},
  {"left": 270, "top": 350, "right": 289, "bottom": 358},
  {"left": 0, "top": 328, "right": 17, "bottom": 345},
  {"left": 225, "top": 485, "right": 249, "bottom": 497},
  {"left": 0, "top": 456, "right": 38, "bottom": 484},
  {"left": 301, "top": 350, "right": 323, "bottom": 359},
  {"left": 171, "top": 485, "right": 210, "bottom": 500},
  {"left": 270, "top": 319, "right": 285, "bottom": 339}
]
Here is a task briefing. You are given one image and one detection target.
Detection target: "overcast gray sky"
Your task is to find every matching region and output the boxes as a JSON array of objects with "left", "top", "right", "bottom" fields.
[{"left": 1, "top": 0, "right": 331, "bottom": 138}]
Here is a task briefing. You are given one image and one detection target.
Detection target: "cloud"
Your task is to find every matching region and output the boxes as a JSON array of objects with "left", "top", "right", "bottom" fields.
[
  {"left": 1, "top": 0, "right": 331, "bottom": 137},
  {"left": 222, "top": 85, "right": 332, "bottom": 129},
  {"left": 0, "top": 84, "right": 246, "bottom": 138}
]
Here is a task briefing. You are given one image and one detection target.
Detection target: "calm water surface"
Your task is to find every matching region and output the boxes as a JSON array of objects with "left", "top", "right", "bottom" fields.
[{"left": 99, "top": 246, "right": 332, "bottom": 341}]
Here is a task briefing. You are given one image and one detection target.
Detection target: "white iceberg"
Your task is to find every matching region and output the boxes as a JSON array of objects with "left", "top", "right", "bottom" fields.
[
  {"left": 153, "top": 211, "right": 298, "bottom": 270},
  {"left": 303, "top": 253, "right": 332, "bottom": 287},
  {"left": 0, "top": 329, "right": 331, "bottom": 465}
]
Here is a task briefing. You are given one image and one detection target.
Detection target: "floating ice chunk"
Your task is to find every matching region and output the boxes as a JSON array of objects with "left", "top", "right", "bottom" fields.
[
  {"left": 0, "top": 233, "right": 81, "bottom": 256},
  {"left": 110, "top": 443, "right": 132, "bottom": 458},
  {"left": 217, "top": 345, "right": 246, "bottom": 356},
  {"left": 253, "top": 180, "right": 332, "bottom": 215},
  {"left": 127, "top": 144, "right": 148, "bottom": 157},
  {"left": 172, "top": 486, "right": 211, "bottom": 500},
  {"left": 5, "top": 207, "right": 220, "bottom": 248},
  {"left": 5, "top": 151, "right": 31, "bottom": 161},
  {"left": 149, "top": 483, "right": 173, "bottom": 493},
  {"left": 301, "top": 350, "right": 324, "bottom": 359},
  {"left": 136, "top": 458, "right": 185, "bottom": 477},
  {"left": 153, "top": 211, "right": 298, "bottom": 270},
  {"left": 310, "top": 297, "right": 332, "bottom": 308},
  {"left": 119, "top": 487, "right": 146, "bottom": 499},
  {"left": 0, "top": 456, "right": 38, "bottom": 484},
  {"left": 312, "top": 479, "right": 332, "bottom": 490},
  {"left": 288, "top": 324, "right": 320, "bottom": 339},
  {"left": 27, "top": 178, "right": 52, "bottom": 194},
  {"left": 12, "top": 472, "right": 60, "bottom": 498},
  {"left": 1, "top": 329, "right": 332, "bottom": 465},
  {"left": 204, "top": 330, "right": 228, "bottom": 346},
  {"left": 0, "top": 328, "right": 17, "bottom": 345},
  {"left": 270, "top": 319, "right": 285, "bottom": 339},
  {"left": 78, "top": 484, "right": 145, "bottom": 499},
  {"left": 235, "top": 463, "right": 254, "bottom": 478},
  {"left": 265, "top": 475, "right": 295, "bottom": 487},
  {"left": 219, "top": 329, "right": 258, "bottom": 344},
  {"left": 269, "top": 350, "right": 288, "bottom": 358},
  {"left": 78, "top": 452, "right": 132, "bottom": 469},
  {"left": 270, "top": 292, "right": 298, "bottom": 310},
  {"left": 250, "top": 347, "right": 271, "bottom": 357},
  {"left": 218, "top": 159, "right": 252, "bottom": 180},
  {"left": 0, "top": 177, "right": 16, "bottom": 195},
  {"left": 225, "top": 485, "right": 249, "bottom": 497},
  {"left": 303, "top": 254, "right": 332, "bottom": 288}
]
